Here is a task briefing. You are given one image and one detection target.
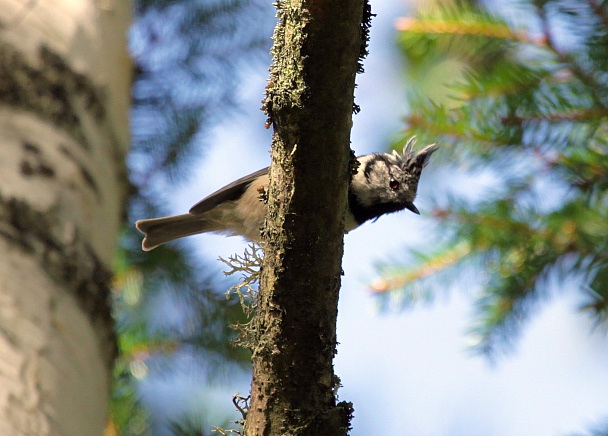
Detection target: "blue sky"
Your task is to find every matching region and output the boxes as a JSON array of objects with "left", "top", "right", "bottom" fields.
[{"left": 138, "top": 1, "right": 608, "bottom": 434}]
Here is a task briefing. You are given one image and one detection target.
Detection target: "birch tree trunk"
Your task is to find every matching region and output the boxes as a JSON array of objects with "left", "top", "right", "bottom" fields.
[{"left": 0, "top": 1, "right": 131, "bottom": 435}]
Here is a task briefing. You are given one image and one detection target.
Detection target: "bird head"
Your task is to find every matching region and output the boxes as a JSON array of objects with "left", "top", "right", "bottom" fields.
[{"left": 349, "top": 137, "right": 439, "bottom": 221}]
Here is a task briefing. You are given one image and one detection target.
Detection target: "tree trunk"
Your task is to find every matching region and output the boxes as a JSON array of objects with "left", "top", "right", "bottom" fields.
[
  {"left": 245, "top": 0, "right": 367, "bottom": 434},
  {"left": 0, "top": 1, "right": 131, "bottom": 435}
]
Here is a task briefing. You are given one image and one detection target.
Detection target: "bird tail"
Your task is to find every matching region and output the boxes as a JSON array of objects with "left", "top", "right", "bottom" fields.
[{"left": 136, "top": 214, "right": 207, "bottom": 251}]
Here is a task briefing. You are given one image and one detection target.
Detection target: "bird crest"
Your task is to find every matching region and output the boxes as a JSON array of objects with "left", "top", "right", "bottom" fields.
[{"left": 391, "top": 136, "right": 439, "bottom": 174}]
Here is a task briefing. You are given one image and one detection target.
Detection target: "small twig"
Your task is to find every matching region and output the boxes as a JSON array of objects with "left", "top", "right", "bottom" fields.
[
  {"left": 212, "top": 394, "right": 250, "bottom": 435},
  {"left": 233, "top": 394, "right": 250, "bottom": 421},
  {"left": 212, "top": 427, "right": 241, "bottom": 435}
]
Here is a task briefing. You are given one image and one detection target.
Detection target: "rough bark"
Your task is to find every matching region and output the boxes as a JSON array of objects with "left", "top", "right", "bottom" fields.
[
  {"left": 0, "top": 1, "right": 131, "bottom": 435},
  {"left": 245, "top": 0, "right": 366, "bottom": 434}
]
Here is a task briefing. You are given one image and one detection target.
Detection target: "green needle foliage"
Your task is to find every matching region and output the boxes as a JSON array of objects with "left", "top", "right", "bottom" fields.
[{"left": 378, "top": 0, "right": 608, "bottom": 356}]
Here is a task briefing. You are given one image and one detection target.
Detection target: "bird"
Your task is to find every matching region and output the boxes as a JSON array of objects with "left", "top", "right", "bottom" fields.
[{"left": 136, "top": 138, "right": 438, "bottom": 251}]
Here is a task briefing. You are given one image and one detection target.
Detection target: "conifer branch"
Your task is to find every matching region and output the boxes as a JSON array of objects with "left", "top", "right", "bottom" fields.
[
  {"left": 502, "top": 107, "right": 608, "bottom": 125},
  {"left": 537, "top": 3, "right": 606, "bottom": 105},
  {"left": 370, "top": 242, "right": 471, "bottom": 294},
  {"left": 395, "top": 16, "right": 544, "bottom": 45}
]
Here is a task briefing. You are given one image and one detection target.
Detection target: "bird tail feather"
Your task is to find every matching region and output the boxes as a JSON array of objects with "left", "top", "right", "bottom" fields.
[{"left": 136, "top": 214, "right": 207, "bottom": 251}]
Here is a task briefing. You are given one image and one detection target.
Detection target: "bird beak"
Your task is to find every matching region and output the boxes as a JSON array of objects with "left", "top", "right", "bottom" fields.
[{"left": 405, "top": 202, "right": 420, "bottom": 215}]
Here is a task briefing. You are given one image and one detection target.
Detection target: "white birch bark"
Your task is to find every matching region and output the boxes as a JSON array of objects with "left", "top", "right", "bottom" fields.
[{"left": 0, "top": 1, "right": 131, "bottom": 434}]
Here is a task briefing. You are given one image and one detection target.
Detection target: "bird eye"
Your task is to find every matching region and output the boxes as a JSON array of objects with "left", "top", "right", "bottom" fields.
[{"left": 389, "top": 178, "right": 399, "bottom": 190}]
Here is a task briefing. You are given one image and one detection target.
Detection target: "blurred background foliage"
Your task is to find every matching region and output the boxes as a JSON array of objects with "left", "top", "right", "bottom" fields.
[
  {"left": 376, "top": 0, "right": 608, "bottom": 356},
  {"left": 110, "top": 0, "right": 271, "bottom": 434},
  {"left": 109, "top": 0, "right": 608, "bottom": 434}
]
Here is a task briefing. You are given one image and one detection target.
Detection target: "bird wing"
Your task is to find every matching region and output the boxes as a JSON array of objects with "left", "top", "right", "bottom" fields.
[{"left": 189, "top": 167, "right": 269, "bottom": 215}]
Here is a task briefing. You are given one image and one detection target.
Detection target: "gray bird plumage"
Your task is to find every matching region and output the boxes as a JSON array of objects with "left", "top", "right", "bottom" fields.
[{"left": 136, "top": 138, "right": 438, "bottom": 251}]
